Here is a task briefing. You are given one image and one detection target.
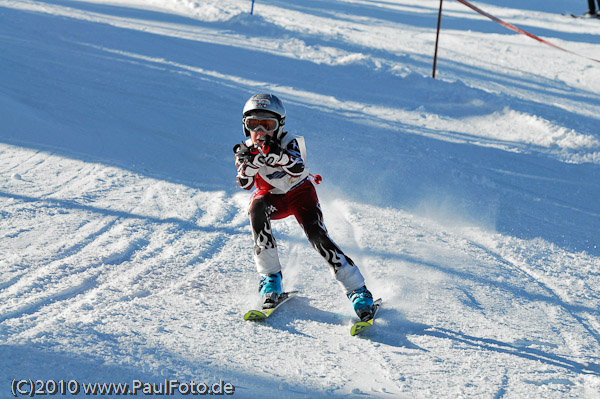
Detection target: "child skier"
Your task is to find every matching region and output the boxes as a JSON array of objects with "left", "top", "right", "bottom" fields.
[{"left": 233, "top": 93, "right": 375, "bottom": 320}]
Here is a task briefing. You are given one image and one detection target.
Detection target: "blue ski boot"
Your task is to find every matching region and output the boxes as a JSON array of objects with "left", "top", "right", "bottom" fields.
[
  {"left": 347, "top": 285, "right": 374, "bottom": 321},
  {"left": 259, "top": 271, "right": 283, "bottom": 309}
]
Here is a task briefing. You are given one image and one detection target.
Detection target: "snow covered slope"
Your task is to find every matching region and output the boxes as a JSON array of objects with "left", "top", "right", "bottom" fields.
[{"left": 1, "top": 0, "right": 600, "bottom": 397}]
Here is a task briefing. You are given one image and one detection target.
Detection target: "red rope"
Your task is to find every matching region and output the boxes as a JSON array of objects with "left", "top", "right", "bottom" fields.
[{"left": 456, "top": 0, "right": 600, "bottom": 64}]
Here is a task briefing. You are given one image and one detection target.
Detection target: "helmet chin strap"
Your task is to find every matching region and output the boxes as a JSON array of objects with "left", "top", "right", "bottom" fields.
[{"left": 275, "top": 126, "right": 285, "bottom": 140}]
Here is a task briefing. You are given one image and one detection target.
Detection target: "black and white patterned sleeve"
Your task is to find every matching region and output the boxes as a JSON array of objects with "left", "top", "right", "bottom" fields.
[{"left": 281, "top": 139, "right": 305, "bottom": 177}]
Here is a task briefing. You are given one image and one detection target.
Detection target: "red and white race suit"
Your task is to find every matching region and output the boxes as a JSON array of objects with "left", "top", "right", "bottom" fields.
[{"left": 235, "top": 133, "right": 365, "bottom": 293}]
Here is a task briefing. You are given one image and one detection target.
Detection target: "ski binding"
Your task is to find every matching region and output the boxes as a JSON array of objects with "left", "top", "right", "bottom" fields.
[
  {"left": 350, "top": 298, "right": 382, "bottom": 336},
  {"left": 243, "top": 291, "right": 298, "bottom": 321}
]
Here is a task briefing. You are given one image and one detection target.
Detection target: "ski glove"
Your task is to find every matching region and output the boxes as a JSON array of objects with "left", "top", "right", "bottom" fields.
[
  {"left": 234, "top": 143, "right": 260, "bottom": 177},
  {"left": 260, "top": 136, "right": 290, "bottom": 167}
]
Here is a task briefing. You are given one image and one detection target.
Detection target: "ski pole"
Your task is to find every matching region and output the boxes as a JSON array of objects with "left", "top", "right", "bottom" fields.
[{"left": 310, "top": 174, "right": 323, "bottom": 184}]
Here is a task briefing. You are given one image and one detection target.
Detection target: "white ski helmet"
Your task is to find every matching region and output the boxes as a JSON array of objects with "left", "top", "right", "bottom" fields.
[{"left": 242, "top": 94, "right": 286, "bottom": 139}]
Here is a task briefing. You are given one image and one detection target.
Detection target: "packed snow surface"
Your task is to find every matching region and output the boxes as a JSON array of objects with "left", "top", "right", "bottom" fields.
[{"left": 1, "top": 0, "right": 600, "bottom": 397}]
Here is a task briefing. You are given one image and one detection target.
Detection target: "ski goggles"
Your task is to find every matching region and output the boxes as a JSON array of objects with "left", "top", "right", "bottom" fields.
[{"left": 244, "top": 116, "right": 279, "bottom": 133}]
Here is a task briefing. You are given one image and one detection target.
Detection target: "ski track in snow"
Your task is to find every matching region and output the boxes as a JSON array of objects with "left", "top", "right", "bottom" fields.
[{"left": 1, "top": 0, "right": 600, "bottom": 397}]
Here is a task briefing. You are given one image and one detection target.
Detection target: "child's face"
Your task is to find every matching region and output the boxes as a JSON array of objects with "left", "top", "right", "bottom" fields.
[
  {"left": 246, "top": 111, "right": 278, "bottom": 146},
  {"left": 250, "top": 129, "right": 275, "bottom": 146}
]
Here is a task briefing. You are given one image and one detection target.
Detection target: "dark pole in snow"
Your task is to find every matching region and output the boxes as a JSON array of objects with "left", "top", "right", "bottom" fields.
[
  {"left": 250, "top": 0, "right": 255, "bottom": 15},
  {"left": 433, "top": 0, "right": 443, "bottom": 78}
]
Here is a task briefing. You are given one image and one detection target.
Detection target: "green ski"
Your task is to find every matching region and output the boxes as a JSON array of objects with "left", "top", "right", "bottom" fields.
[
  {"left": 243, "top": 291, "right": 298, "bottom": 321},
  {"left": 350, "top": 298, "right": 382, "bottom": 336}
]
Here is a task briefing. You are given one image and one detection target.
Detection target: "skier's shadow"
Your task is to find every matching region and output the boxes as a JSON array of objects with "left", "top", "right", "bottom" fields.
[
  {"left": 268, "top": 297, "right": 426, "bottom": 350},
  {"left": 261, "top": 296, "right": 346, "bottom": 337},
  {"left": 351, "top": 307, "right": 428, "bottom": 350},
  {"left": 262, "top": 296, "right": 373, "bottom": 337},
  {"left": 248, "top": 296, "right": 332, "bottom": 337},
  {"left": 361, "top": 308, "right": 600, "bottom": 377}
]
